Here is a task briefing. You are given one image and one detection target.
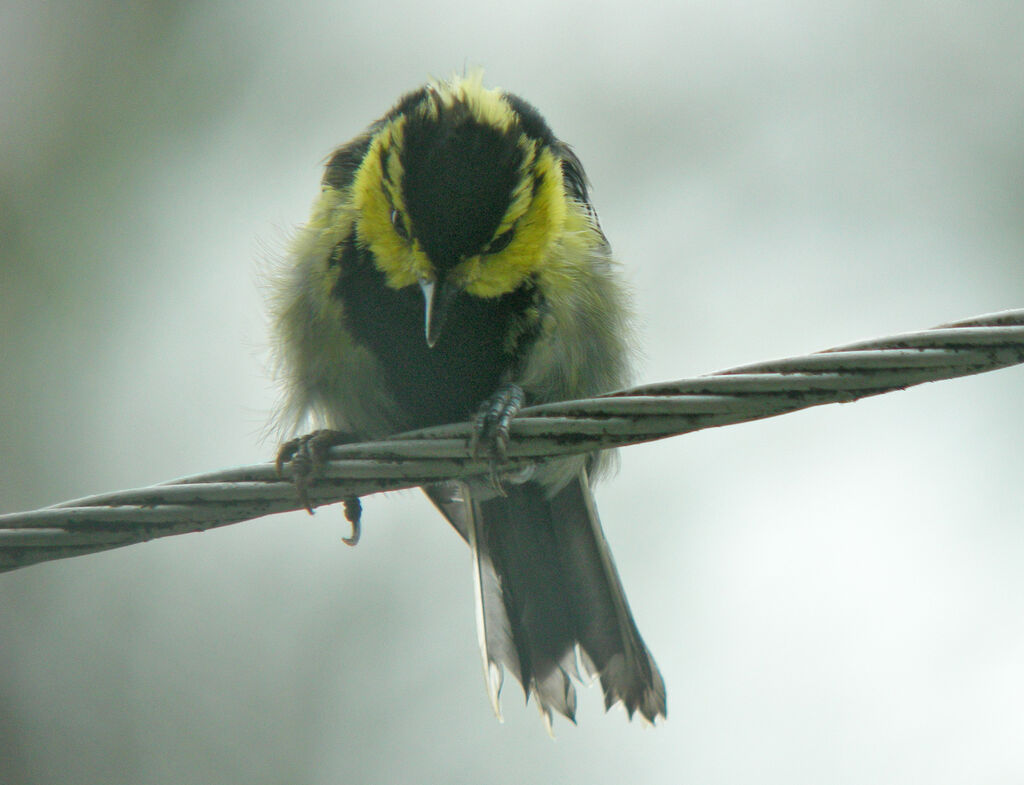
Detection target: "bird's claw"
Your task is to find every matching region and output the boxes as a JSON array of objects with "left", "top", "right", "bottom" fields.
[
  {"left": 470, "top": 383, "right": 525, "bottom": 491},
  {"left": 275, "top": 429, "right": 355, "bottom": 517},
  {"left": 341, "top": 497, "right": 362, "bottom": 546}
]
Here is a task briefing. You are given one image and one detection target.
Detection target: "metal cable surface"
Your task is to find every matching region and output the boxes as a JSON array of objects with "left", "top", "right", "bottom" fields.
[{"left": 3, "top": 308, "right": 1023, "bottom": 573}]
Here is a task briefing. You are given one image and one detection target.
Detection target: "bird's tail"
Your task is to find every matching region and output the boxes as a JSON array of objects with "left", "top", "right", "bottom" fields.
[{"left": 429, "top": 470, "right": 666, "bottom": 725}]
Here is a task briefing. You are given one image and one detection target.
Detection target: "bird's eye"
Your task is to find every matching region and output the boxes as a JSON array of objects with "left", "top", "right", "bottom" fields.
[
  {"left": 390, "top": 208, "right": 409, "bottom": 240},
  {"left": 483, "top": 227, "right": 514, "bottom": 255}
]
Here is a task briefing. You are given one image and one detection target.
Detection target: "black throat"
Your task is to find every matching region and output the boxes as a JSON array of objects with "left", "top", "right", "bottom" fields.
[{"left": 331, "top": 239, "right": 540, "bottom": 431}]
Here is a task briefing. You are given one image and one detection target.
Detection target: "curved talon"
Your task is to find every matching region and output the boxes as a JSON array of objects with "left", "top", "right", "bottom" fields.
[
  {"left": 492, "top": 391, "right": 522, "bottom": 457},
  {"left": 275, "top": 437, "right": 302, "bottom": 476},
  {"left": 470, "top": 383, "right": 525, "bottom": 491},
  {"left": 275, "top": 429, "right": 354, "bottom": 515},
  {"left": 342, "top": 497, "right": 362, "bottom": 546}
]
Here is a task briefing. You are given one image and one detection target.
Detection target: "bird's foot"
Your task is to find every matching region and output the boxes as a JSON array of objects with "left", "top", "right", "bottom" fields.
[
  {"left": 469, "top": 383, "right": 525, "bottom": 492},
  {"left": 275, "top": 429, "right": 362, "bottom": 544}
]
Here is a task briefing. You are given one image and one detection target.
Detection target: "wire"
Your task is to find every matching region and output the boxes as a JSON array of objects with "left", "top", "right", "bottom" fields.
[{"left": 3, "top": 308, "right": 1023, "bottom": 573}]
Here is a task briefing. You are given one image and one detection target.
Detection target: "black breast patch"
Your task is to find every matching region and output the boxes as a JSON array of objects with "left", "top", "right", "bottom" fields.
[{"left": 332, "top": 239, "right": 540, "bottom": 430}]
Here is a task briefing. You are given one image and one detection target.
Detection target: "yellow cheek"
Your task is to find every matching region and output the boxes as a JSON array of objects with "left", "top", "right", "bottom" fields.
[
  {"left": 454, "top": 152, "right": 568, "bottom": 298},
  {"left": 455, "top": 256, "right": 522, "bottom": 297},
  {"left": 370, "top": 242, "right": 433, "bottom": 289},
  {"left": 354, "top": 198, "right": 432, "bottom": 289},
  {"left": 352, "top": 136, "right": 433, "bottom": 289}
]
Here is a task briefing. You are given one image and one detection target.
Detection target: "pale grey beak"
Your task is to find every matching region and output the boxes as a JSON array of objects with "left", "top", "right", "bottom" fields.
[{"left": 420, "top": 277, "right": 460, "bottom": 348}]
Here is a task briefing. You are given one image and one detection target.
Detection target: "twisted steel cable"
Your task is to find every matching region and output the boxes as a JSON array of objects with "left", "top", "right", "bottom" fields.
[{"left": 3, "top": 308, "right": 1023, "bottom": 573}]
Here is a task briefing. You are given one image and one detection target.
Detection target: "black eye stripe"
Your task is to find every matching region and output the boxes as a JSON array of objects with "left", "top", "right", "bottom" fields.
[
  {"left": 531, "top": 170, "right": 544, "bottom": 196},
  {"left": 380, "top": 150, "right": 396, "bottom": 185},
  {"left": 380, "top": 161, "right": 409, "bottom": 240},
  {"left": 483, "top": 225, "right": 514, "bottom": 255},
  {"left": 390, "top": 207, "right": 409, "bottom": 240}
]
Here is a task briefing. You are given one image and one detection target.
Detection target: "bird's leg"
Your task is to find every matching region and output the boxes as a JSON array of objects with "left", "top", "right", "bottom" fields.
[
  {"left": 276, "top": 430, "right": 362, "bottom": 544},
  {"left": 470, "top": 383, "right": 526, "bottom": 491}
]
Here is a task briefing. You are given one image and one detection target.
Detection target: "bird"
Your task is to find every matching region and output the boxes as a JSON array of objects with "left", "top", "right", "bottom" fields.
[{"left": 268, "top": 72, "right": 665, "bottom": 726}]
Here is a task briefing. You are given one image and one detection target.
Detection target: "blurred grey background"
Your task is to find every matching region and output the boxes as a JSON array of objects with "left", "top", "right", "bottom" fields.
[{"left": 2, "top": 1, "right": 1023, "bottom": 783}]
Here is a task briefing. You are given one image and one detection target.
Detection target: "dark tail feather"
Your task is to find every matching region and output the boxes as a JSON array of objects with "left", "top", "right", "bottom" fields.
[
  {"left": 428, "top": 471, "right": 666, "bottom": 724},
  {"left": 546, "top": 474, "right": 666, "bottom": 722}
]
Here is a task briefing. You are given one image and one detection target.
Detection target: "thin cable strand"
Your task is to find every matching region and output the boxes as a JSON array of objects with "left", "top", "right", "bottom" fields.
[{"left": 3, "top": 309, "right": 1023, "bottom": 573}]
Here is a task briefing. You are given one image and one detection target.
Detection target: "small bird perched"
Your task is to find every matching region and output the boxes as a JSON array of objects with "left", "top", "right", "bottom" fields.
[{"left": 269, "top": 73, "right": 665, "bottom": 725}]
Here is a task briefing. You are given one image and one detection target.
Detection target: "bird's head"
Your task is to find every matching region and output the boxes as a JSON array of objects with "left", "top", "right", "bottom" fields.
[{"left": 349, "top": 73, "right": 568, "bottom": 347}]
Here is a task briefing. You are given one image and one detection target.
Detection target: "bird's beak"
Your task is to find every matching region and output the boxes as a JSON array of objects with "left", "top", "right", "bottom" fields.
[{"left": 420, "top": 277, "right": 460, "bottom": 348}]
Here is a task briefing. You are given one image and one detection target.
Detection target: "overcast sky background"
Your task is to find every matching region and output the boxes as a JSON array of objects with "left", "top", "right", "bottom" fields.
[{"left": 2, "top": 2, "right": 1024, "bottom": 783}]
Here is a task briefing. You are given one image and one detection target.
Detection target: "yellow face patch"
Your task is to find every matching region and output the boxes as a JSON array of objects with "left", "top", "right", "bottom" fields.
[
  {"left": 350, "top": 74, "right": 570, "bottom": 298},
  {"left": 449, "top": 144, "right": 567, "bottom": 297},
  {"left": 351, "top": 117, "right": 433, "bottom": 289}
]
